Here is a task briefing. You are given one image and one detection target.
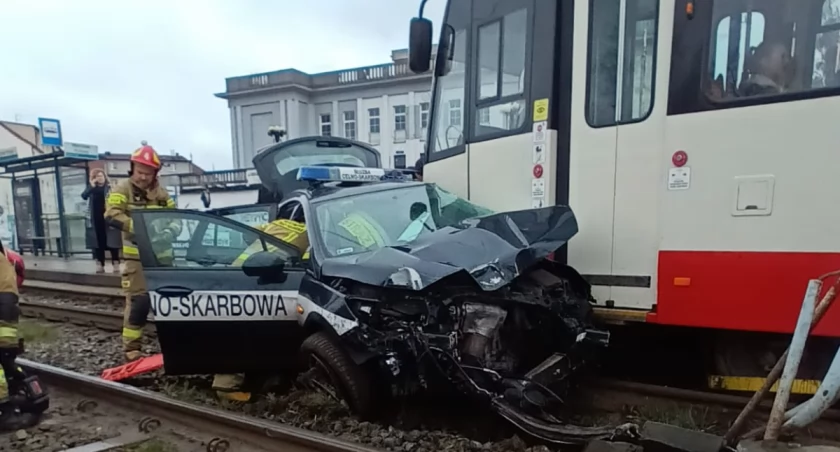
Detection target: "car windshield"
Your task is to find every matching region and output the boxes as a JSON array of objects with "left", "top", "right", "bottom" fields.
[{"left": 313, "top": 184, "right": 494, "bottom": 257}]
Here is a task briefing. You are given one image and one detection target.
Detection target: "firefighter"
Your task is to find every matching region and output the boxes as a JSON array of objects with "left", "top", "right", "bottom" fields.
[
  {"left": 105, "top": 142, "right": 181, "bottom": 362},
  {"left": 213, "top": 218, "right": 310, "bottom": 402},
  {"left": 0, "top": 241, "right": 36, "bottom": 431}
]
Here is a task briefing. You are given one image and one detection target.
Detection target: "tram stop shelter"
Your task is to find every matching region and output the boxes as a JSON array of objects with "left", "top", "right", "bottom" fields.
[{"left": 0, "top": 150, "right": 100, "bottom": 258}]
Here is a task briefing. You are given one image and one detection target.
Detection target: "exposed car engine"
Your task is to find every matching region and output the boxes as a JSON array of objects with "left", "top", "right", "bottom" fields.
[{"left": 332, "top": 260, "right": 628, "bottom": 445}]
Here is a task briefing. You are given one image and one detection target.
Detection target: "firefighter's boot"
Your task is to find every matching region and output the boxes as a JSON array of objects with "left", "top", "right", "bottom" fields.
[
  {"left": 212, "top": 374, "right": 251, "bottom": 402},
  {"left": 0, "top": 402, "right": 36, "bottom": 432}
]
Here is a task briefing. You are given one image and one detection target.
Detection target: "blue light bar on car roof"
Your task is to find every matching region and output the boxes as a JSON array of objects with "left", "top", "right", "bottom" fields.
[{"left": 297, "top": 166, "right": 387, "bottom": 183}]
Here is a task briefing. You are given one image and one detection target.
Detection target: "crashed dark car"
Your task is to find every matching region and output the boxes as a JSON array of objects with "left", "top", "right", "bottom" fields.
[{"left": 129, "top": 137, "right": 627, "bottom": 445}]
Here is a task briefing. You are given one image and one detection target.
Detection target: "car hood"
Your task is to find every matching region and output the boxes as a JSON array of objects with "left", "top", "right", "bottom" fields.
[{"left": 319, "top": 205, "right": 578, "bottom": 291}]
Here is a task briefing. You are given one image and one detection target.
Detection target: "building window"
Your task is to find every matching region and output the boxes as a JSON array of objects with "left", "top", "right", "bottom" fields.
[
  {"left": 394, "top": 105, "right": 407, "bottom": 131},
  {"left": 479, "top": 109, "right": 491, "bottom": 125},
  {"left": 586, "top": 0, "right": 659, "bottom": 127},
  {"left": 343, "top": 111, "right": 356, "bottom": 140},
  {"left": 394, "top": 153, "right": 406, "bottom": 169},
  {"left": 448, "top": 99, "right": 462, "bottom": 127},
  {"left": 368, "top": 108, "right": 380, "bottom": 134},
  {"left": 319, "top": 114, "right": 332, "bottom": 136},
  {"left": 420, "top": 102, "right": 430, "bottom": 129}
]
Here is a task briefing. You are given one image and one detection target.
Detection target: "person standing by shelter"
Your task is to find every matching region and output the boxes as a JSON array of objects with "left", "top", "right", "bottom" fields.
[
  {"left": 82, "top": 169, "right": 121, "bottom": 274},
  {"left": 105, "top": 141, "right": 181, "bottom": 362}
]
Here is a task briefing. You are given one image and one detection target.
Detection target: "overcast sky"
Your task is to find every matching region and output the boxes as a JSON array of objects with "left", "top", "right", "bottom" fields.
[{"left": 0, "top": 0, "right": 444, "bottom": 170}]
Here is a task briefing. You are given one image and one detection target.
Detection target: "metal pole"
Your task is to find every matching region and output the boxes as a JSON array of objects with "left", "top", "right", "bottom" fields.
[
  {"left": 725, "top": 272, "right": 840, "bottom": 445},
  {"left": 783, "top": 345, "right": 840, "bottom": 430},
  {"left": 54, "top": 159, "right": 69, "bottom": 259},
  {"left": 764, "top": 279, "right": 820, "bottom": 440}
]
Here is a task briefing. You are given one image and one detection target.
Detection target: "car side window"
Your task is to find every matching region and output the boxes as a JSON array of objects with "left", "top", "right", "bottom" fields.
[
  {"left": 138, "top": 211, "right": 298, "bottom": 270},
  {"left": 277, "top": 201, "right": 302, "bottom": 221}
]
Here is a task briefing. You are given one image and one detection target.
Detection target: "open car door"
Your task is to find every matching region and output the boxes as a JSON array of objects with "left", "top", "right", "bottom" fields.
[
  {"left": 252, "top": 136, "right": 382, "bottom": 201},
  {"left": 131, "top": 208, "right": 306, "bottom": 375}
]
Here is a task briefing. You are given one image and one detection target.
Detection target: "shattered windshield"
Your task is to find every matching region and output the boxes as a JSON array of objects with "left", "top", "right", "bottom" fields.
[{"left": 313, "top": 184, "right": 494, "bottom": 257}]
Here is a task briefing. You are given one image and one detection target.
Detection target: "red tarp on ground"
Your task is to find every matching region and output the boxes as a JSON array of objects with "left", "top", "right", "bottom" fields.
[{"left": 100, "top": 354, "right": 164, "bottom": 381}]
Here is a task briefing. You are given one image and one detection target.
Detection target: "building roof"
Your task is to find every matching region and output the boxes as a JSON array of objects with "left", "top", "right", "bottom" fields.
[
  {"left": 217, "top": 47, "right": 437, "bottom": 99},
  {"left": 0, "top": 121, "right": 41, "bottom": 152}
]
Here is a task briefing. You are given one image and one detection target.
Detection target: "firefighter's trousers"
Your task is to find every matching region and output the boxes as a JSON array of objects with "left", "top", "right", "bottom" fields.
[
  {"left": 121, "top": 259, "right": 150, "bottom": 361},
  {"left": 0, "top": 261, "right": 20, "bottom": 403}
]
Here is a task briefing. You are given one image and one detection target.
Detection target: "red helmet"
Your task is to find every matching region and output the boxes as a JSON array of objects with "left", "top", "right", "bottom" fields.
[{"left": 131, "top": 141, "right": 162, "bottom": 171}]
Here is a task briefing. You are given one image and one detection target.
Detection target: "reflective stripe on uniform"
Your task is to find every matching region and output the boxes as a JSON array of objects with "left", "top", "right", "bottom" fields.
[
  {"left": 123, "top": 244, "right": 139, "bottom": 256},
  {"left": 166, "top": 199, "right": 176, "bottom": 208},
  {"left": 107, "top": 193, "right": 127, "bottom": 205},
  {"left": 0, "top": 326, "right": 16, "bottom": 338},
  {"left": 122, "top": 327, "right": 142, "bottom": 340},
  {"left": 0, "top": 366, "right": 7, "bottom": 400}
]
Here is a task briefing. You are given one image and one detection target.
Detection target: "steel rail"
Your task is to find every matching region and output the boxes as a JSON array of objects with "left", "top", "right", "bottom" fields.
[
  {"left": 19, "top": 300, "right": 151, "bottom": 334},
  {"left": 588, "top": 378, "right": 840, "bottom": 422},
  {"left": 18, "top": 359, "right": 378, "bottom": 452}
]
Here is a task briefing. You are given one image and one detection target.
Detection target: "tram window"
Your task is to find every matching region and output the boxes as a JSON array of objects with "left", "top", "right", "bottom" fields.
[
  {"left": 704, "top": 0, "right": 840, "bottom": 102},
  {"left": 478, "top": 22, "right": 501, "bottom": 100},
  {"left": 430, "top": 29, "right": 468, "bottom": 154},
  {"left": 814, "top": 0, "right": 840, "bottom": 88},
  {"left": 586, "top": 0, "right": 659, "bottom": 128},
  {"left": 474, "top": 8, "right": 529, "bottom": 137}
]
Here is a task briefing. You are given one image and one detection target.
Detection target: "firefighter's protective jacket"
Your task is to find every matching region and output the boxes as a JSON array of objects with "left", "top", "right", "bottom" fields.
[
  {"left": 105, "top": 180, "right": 182, "bottom": 265},
  {"left": 233, "top": 219, "right": 309, "bottom": 266}
]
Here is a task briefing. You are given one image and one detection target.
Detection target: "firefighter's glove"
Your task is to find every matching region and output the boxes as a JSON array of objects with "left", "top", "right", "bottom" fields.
[
  {"left": 0, "top": 347, "right": 18, "bottom": 373},
  {"left": 156, "top": 228, "right": 175, "bottom": 243}
]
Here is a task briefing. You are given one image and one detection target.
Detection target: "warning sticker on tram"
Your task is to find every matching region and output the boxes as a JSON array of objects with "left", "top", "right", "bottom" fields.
[{"left": 150, "top": 291, "right": 297, "bottom": 321}]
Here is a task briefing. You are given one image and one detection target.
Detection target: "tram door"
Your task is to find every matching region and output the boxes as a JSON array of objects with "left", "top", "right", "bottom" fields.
[{"left": 425, "top": 0, "right": 571, "bottom": 214}]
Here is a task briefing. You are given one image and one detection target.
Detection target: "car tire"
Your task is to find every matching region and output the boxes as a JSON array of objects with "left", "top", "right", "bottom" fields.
[{"left": 300, "top": 332, "right": 375, "bottom": 419}]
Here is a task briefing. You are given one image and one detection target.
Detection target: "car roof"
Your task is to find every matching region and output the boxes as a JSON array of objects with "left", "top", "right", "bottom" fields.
[{"left": 289, "top": 180, "right": 428, "bottom": 203}]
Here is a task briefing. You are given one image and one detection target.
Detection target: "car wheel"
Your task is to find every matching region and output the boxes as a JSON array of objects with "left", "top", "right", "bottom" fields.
[{"left": 299, "top": 332, "right": 374, "bottom": 419}]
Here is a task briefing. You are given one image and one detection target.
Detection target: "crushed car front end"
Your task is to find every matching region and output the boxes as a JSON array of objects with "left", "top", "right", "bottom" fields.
[{"left": 298, "top": 186, "right": 624, "bottom": 444}]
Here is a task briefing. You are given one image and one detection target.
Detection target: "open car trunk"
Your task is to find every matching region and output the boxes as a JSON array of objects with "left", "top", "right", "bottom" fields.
[
  {"left": 252, "top": 136, "right": 382, "bottom": 202},
  {"left": 133, "top": 137, "right": 382, "bottom": 375}
]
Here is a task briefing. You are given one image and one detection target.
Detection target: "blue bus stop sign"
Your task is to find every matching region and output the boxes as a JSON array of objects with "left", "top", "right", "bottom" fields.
[{"left": 38, "top": 118, "right": 63, "bottom": 147}]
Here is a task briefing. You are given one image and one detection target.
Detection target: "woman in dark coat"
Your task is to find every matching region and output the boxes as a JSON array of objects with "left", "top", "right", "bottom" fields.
[{"left": 82, "top": 169, "right": 121, "bottom": 273}]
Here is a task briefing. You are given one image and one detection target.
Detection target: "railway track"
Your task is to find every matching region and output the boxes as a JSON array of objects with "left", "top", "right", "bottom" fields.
[
  {"left": 20, "top": 300, "right": 143, "bottom": 333},
  {"left": 21, "top": 295, "right": 840, "bottom": 423},
  {"left": 17, "top": 359, "right": 377, "bottom": 452},
  {"left": 20, "top": 281, "right": 840, "bottom": 448}
]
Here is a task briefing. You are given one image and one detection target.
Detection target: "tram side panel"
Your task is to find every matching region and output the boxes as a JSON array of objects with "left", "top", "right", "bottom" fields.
[{"left": 653, "top": 0, "right": 840, "bottom": 337}]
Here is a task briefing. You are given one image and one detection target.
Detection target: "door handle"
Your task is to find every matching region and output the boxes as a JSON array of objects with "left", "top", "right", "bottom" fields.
[{"left": 156, "top": 286, "right": 194, "bottom": 297}]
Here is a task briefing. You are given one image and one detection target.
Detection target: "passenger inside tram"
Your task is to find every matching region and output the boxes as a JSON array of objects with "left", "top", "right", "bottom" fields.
[{"left": 740, "top": 40, "right": 794, "bottom": 96}]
